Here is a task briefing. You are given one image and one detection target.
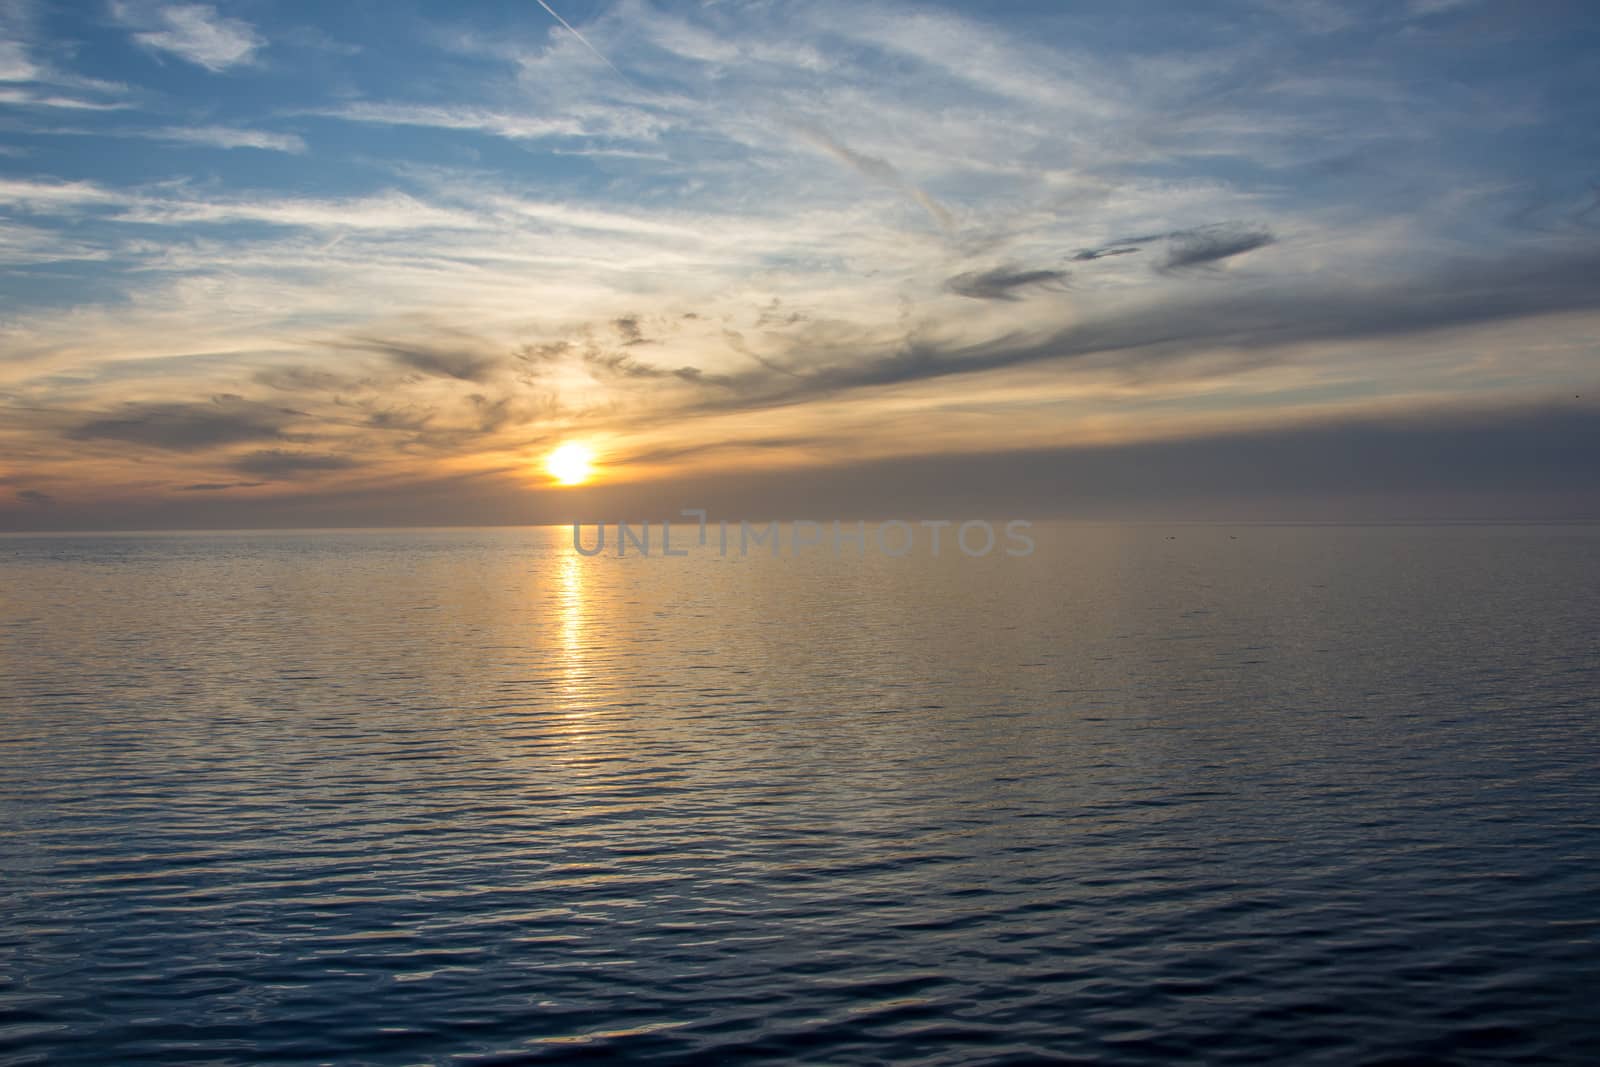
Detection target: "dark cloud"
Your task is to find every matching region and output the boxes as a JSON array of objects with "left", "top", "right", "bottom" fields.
[
  {"left": 1071, "top": 246, "right": 1141, "bottom": 261},
  {"left": 583, "top": 347, "right": 675, "bottom": 379},
  {"left": 346, "top": 337, "right": 501, "bottom": 382},
  {"left": 16, "top": 489, "right": 52, "bottom": 506},
  {"left": 521, "top": 339, "right": 684, "bottom": 381},
  {"left": 613, "top": 316, "right": 647, "bottom": 345},
  {"left": 1068, "top": 225, "right": 1275, "bottom": 270},
  {"left": 574, "top": 345, "right": 732, "bottom": 387},
  {"left": 517, "top": 340, "right": 573, "bottom": 364},
  {"left": 178, "top": 482, "right": 266, "bottom": 492},
  {"left": 756, "top": 299, "right": 807, "bottom": 327},
  {"left": 466, "top": 393, "right": 557, "bottom": 434},
  {"left": 670, "top": 365, "right": 731, "bottom": 386},
  {"left": 1161, "top": 226, "right": 1276, "bottom": 270},
  {"left": 486, "top": 334, "right": 730, "bottom": 393},
  {"left": 254, "top": 366, "right": 362, "bottom": 393},
  {"left": 691, "top": 242, "right": 1600, "bottom": 413},
  {"left": 230, "top": 450, "right": 358, "bottom": 477},
  {"left": 1107, "top": 231, "right": 1173, "bottom": 246},
  {"left": 945, "top": 265, "right": 1070, "bottom": 301},
  {"left": 365, "top": 405, "right": 435, "bottom": 432},
  {"left": 68, "top": 398, "right": 292, "bottom": 450}
]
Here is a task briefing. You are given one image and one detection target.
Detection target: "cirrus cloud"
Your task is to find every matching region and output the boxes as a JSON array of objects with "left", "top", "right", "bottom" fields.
[{"left": 114, "top": 2, "right": 264, "bottom": 72}]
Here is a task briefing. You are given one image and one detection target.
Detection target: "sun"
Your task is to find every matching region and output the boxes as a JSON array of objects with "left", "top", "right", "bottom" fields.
[{"left": 546, "top": 442, "right": 595, "bottom": 486}]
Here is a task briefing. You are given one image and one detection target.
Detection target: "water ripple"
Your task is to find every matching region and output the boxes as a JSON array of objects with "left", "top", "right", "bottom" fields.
[{"left": 2, "top": 524, "right": 1598, "bottom": 1064}]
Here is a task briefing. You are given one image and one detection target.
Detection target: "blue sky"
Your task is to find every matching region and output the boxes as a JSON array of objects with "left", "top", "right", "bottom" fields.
[{"left": 2, "top": 0, "right": 1598, "bottom": 527}]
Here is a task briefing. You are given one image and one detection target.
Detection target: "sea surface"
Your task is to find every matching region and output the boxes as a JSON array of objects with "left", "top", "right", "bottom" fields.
[{"left": 2, "top": 523, "right": 1597, "bottom": 1065}]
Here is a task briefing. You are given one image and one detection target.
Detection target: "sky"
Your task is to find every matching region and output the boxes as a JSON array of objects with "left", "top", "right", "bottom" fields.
[{"left": 1, "top": 0, "right": 1598, "bottom": 529}]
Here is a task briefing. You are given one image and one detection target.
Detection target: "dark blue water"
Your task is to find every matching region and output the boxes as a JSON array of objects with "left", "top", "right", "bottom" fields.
[{"left": 2, "top": 524, "right": 1597, "bottom": 1064}]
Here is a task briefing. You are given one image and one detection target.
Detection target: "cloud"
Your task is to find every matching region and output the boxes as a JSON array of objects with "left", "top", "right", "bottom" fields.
[
  {"left": 1069, "top": 225, "right": 1277, "bottom": 271},
  {"left": 798, "top": 124, "right": 954, "bottom": 230},
  {"left": 344, "top": 337, "right": 503, "bottom": 383},
  {"left": 685, "top": 242, "right": 1600, "bottom": 412},
  {"left": 1407, "top": 0, "right": 1476, "bottom": 16},
  {"left": 67, "top": 398, "right": 292, "bottom": 449},
  {"left": 15, "top": 488, "right": 52, "bottom": 506},
  {"left": 178, "top": 481, "right": 264, "bottom": 491},
  {"left": 516, "top": 334, "right": 729, "bottom": 388},
  {"left": 530, "top": 0, "right": 631, "bottom": 83},
  {"left": 945, "top": 265, "right": 1069, "bottom": 301},
  {"left": 0, "top": 219, "right": 110, "bottom": 264},
  {"left": 613, "top": 316, "right": 646, "bottom": 344},
  {"left": 584, "top": 348, "right": 708, "bottom": 382},
  {"left": 622, "top": 435, "right": 825, "bottom": 466},
  {"left": 148, "top": 126, "right": 306, "bottom": 153},
  {"left": 2, "top": 0, "right": 1598, "bottom": 532},
  {"left": 313, "top": 102, "right": 586, "bottom": 141},
  {"left": 253, "top": 366, "right": 362, "bottom": 393},
  {"left": 116, "top": 2, "right": 264, "bottom": 72},
  {"left": 0, "top": 180, "right": 480, "bottom": 234},
  {"left": 0, "top": 38, "right": 38, "bottom": 82},
  {"left": 1071, "top": 246, "right": 1140, "bottom": 261},
  {"left": 0, "top": 178, "right": 122, "bottom": 210},
  {"left": 17, "top": 400, "right": 1596, "bottom": 531},
  {"left": 230, "top": 450, "right": 357, "bottom": 477},
  {"left": 485, "top": 196, "right": 704, "bottom": 239},
  {"left": 0, "top": 87, "right": 131, "bottom": 109},
  {"left": 115, "top": 191, "right": 484, "bottom": 231},
  {"left": 1161, "top": 225, "right": 1277, "bottom": 271}
]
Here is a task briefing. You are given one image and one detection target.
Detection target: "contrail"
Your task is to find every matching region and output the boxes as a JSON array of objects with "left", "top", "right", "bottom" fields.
[
  {"left": 531, "top": 0, "right": 631, "bottom": 83},
  {"left": 797, "top": 124, "right": 955, "bottom": 232}
]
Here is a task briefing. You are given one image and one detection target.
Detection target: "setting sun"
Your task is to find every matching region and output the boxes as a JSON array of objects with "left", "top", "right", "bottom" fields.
[{"left": 546, "top": 443, "right": 595, "bottom": 486}]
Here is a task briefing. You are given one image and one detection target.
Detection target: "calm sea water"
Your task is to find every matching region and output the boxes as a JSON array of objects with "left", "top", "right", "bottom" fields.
[{"left": 2, "top": 523, "right": 1597, "bottom": 1065}]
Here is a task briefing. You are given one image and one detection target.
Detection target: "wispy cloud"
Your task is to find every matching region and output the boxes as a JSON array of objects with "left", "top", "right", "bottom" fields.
[
  {"left": 530, "top": 0, "right": 631, "bottom": 83},
  {"left": 341, "top": 335, "right": 504, "bottom": 383},
  {"left": 0, "top": 219, "right": 111, "bottom": 264},
  {"left": 0, "top": 87, "right": 131, "bottom": 109},
  {"left": 178, "top": 481, "right": 264, "bottom": 491},
  {"left": 691, "top": 242, "right": 1600, "bottom": 413},
  {"left": 67, "top": 398, "right": 294, "bottom": 450},
  {"left": 2, "top": 0, "right": 1597, "bottom": 526},
  {"left": 0, "top": 38, "right": 39, "bottom": 82},
  {"left": 148, "top": 125, "right": 306, "bottom": 153},
  {"left": 0, "top": 178, "right": 489, "bottom": 233},
  {"left": 114, "top": 2, "right": 264, "bottom": 72},
  {"left": 0, "top": 178, "right": 124, "bottom": 209},
  {"left": 1068, "top": 225, "right": 1278, "bottom": 272},
  {"left": 230, "top": 450, "right": 357, "bottom": 477},
  {"left": 313, "top": 101, "right": 587, "bottom": 141},
  {"left": 116, "top": 192, "right": 486, "bottom": 231},
  {"left": 798, "top": 124, "right": 955, "bottom": 231}
]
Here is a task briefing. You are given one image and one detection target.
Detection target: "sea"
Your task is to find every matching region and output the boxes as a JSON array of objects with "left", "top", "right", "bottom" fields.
[{"left": 2, "top": 523, "right": 1597, "bottom": 1065}]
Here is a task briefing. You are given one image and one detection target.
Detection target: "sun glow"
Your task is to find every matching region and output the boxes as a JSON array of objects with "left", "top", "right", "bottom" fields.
[{"left": 546, "top": 442, "right": 595, "bottom": 486}]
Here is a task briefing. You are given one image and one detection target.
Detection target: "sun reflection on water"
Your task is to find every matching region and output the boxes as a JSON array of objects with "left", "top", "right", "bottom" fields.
[{"left": 553, "top": 547, "right": 593, "bottom": 720}]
